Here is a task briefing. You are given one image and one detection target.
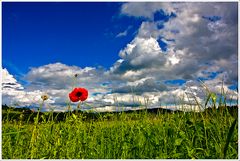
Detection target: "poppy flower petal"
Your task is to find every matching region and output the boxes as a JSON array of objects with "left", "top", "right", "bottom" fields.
[
  {"left": 69, "top": 87, "right": 88, "bottom": 102},
  {"left": 78, "top": 88, "right": 88, "bottom": 101},
  {"left": 69, "top": 93, "right": 80, "bottom": 102}
]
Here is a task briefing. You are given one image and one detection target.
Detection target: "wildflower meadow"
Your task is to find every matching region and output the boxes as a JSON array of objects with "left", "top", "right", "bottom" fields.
[{"left": 2, "top": 80, "right": 238, "bottom": 159}]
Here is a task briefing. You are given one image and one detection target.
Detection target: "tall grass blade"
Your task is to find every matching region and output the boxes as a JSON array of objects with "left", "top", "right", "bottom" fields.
[
  {"left": 223, "top": 118, "right": 237, "bottom": 159},
  {"left": 205, "top": 93, "right": 211, "bottom": 108}
]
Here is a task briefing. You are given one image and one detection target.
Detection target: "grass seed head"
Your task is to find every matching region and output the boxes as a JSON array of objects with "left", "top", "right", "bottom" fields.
[{"left": 41, "top": 94, "right": 49, "bottom": 101}]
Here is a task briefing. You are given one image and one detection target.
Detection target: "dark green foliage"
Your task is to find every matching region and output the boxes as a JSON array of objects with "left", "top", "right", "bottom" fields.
[
  {"left": 223, "top": 118, "right": 237, "bottom": 159},
  {"left": 2, "top": 105, "right": 238, "bottom": 159}
]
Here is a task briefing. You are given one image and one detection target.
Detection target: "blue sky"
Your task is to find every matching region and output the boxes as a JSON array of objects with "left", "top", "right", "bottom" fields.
[
  {"left": 2, "top": 2, "right": 238, "bottom": 111},
  {"left": 3, "top": 2, "right": 146, "bottom": 74}
]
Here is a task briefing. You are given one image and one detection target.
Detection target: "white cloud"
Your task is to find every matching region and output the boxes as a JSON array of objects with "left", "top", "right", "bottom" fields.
[
  {"left": 112, "top": 36, "right": 166, "bottom": 77},
  {"left": 2, "top": 62, "right": 237, "bottom": 112},
  {"left": 116, "top": 30, "right": 128, "bottom": 38},
  {"left": 121, "top": 2, "right": 175, "bottom": 20},
  {"left": 24, "top": 63, "right": 114, "bottom": 108},
  {"left": 2, "top": 68, "right": 23, "bottom": 90},
  {"left": 2, "top": 65, "right": 112, "bottom": 110},
  {"left": 2, "top": 68, "right": 54, "bottom": 107},
  {"left": 118, "top": 2, "right": 237, "bottom": 83},
  {"left": 116, "top": 26, "right": 133, "bottom": 38}
]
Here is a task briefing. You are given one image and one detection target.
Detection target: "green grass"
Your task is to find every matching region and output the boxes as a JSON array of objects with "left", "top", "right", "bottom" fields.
[{"left": 2, "top": 106, "right": 238, "bottom": 159}]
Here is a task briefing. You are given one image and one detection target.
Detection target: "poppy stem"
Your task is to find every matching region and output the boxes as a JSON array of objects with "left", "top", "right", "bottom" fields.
[
  {"left": 77, "top": 101, "right": 81, "bottom": 109},
  {"left": 76, "top": 101, "right": 82, "bottom": 116}
]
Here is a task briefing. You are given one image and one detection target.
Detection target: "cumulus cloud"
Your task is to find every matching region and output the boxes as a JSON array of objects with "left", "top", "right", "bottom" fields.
[
  {"left": 23, "top": 63, "right": 114, "bottom": 108},
  {"left": 2, "top": 68, "right": 23, "bottom": 90},
  {"left": 25, "top": 63, "right": 99, "bottom": 90},
  {"left": 160, "top": 3, "right": 237, "bottom": 80},
  {"left": 110, "top": 36, "right": 167, "bottom": 79},
  {"left": 112, "top": 77, "right": 167, "bottom": 94},
  {"left": 2, "top": 68, "right": 54, "bottom": 108},
  {"left": 110, "top": 2, "right": 238, "bottom": 109},
  {"left": 121, "top": 2, "right": 174, "bottom": 20},
  {"left": 118, "top": 2, "right": 237, "bottom": 83}
]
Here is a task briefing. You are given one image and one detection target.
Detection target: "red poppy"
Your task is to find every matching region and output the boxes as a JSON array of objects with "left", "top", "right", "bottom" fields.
[{"left": 69, "top": 87, "right": 88, "bottom": 102}]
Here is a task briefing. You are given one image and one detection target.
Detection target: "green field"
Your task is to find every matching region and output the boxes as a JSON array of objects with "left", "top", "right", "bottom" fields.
[{"left": 2, "top": 105, "right": 238, "bottom": 159}]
